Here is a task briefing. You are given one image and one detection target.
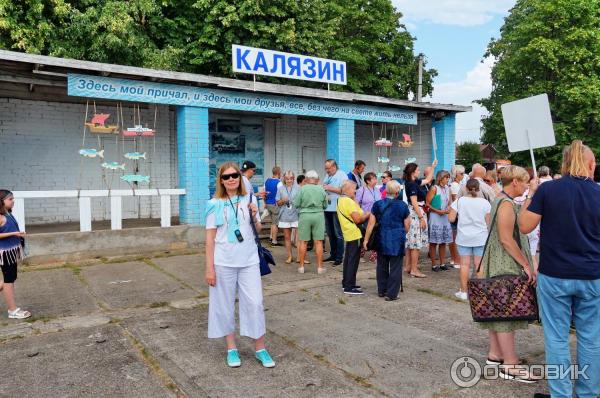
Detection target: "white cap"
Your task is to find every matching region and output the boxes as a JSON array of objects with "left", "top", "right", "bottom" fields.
[{"left": 305, "top": 170, "right": 319, "bottom": 179}]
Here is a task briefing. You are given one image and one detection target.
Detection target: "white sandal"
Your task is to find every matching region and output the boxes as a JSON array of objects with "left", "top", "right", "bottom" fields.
[{"left": 8, "top": 308, "right": 31, "bottom": 319}]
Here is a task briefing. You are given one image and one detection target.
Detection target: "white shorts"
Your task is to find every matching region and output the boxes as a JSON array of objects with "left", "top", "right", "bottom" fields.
[{"left": 278, "top": 221, "right": 298, "bottom": 229}]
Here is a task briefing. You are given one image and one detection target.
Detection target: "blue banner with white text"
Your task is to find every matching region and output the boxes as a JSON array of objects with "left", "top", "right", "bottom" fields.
[{"left": 68, "top": 74, "right": 418, "bottom": 125}]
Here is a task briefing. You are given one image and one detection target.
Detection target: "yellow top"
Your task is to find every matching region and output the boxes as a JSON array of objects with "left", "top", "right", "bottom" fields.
[{"left": 337, "top": 196, "right": 363, "bottom": 242}]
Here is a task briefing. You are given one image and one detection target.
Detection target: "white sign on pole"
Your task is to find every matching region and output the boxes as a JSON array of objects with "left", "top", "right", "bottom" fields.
[
  {"left": 431, "top": 127, "right": 438, "bottom": 161},
  {"left": 501, "top": 93, "right": 556, "bottom": 177}
]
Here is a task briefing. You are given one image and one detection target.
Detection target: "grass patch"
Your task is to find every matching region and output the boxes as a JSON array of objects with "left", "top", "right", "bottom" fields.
[
  {"left": 24, "top": 315, "right": 53, "bottom": 324},
  {"left": 140, "top": 258, "right": 197, "bottom": 292},
  {"left": 416, "top": 287, "right": 465, "bottom": 303},
  {"left": 149, "top": 302, "right": 169, "bottom": 309},
  {"left": 121, "top": 328, "right": 184, "bottom": 396},
  {"left": 338, "top": 297, "right": 346, "bottom": 305}
]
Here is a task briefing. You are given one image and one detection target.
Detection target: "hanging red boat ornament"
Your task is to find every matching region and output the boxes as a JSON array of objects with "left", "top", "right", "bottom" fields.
[
  {"left": 85, "top": 114, "right": 118, "bottom": 134},
  {"left": 398, "top": 133, "right": 414, "bottom": 148}
]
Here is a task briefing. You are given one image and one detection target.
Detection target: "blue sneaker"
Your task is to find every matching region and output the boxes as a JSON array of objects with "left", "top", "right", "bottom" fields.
[
  {"left": 255, "top": 349, "right": 275, "bottom": 368},
  {"left": 227, "top": 349, "right": 241, "bottom": 368}
]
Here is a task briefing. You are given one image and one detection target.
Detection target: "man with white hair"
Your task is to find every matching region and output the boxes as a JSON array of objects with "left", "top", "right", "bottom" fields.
[
  {"left": 458, "top": 164, "right": 495, "bottom": 202},
  {"left": 323, "top": 159, "right": 348, "bottom": 266}
]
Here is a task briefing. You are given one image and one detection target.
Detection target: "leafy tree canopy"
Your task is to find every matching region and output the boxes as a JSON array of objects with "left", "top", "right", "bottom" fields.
[
  {"left": 456, "top": 142, "right": 483, "bottom": 168},
  {"left": 0, "top": 0, "right": 436, "bottom": 99},
  {"left": 478, "top": 0, "right": 600, "bottom": 172}
]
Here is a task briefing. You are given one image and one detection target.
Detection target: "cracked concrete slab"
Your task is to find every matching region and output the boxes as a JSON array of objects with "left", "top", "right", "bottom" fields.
[
  {"left": 1, "top": 268, "right": 98, "bottom": 318},
  {"left": 80, "top": 261, "right": 196, "bottom": 309},
  {"left": 122, "top": 308, "right": 376, "bottom": 397},
  {"left": 0, "top": 324, "right": 174, "bottom": 397}
]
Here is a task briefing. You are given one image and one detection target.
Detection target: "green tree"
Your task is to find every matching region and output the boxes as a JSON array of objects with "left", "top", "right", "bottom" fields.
[
  {"left": 0, "top": 0, "right": 436, "bottom": 100},
  {"left": 478, "top": 0, "right": 600, "bottom": 171},
  {"left": 456, "top": 142, "right": 483, "bottom": 167}
]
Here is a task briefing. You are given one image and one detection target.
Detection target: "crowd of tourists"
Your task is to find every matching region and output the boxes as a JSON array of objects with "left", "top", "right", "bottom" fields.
[
  {"left": 200, "top": 139, "right": 599, "bottom": 398},
  {"left": 2, "top": 140, "right": 598, "bottom": 397}
]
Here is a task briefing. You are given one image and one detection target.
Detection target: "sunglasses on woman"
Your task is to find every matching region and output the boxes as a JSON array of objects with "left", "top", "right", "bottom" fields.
[{"left": 221, "top": 172, "right": 240, "bottom": 180}]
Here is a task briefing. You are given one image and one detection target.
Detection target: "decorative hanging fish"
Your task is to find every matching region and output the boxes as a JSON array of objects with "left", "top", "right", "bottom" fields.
[
  {"left": 377, "top": 156, "right": 390, "bottom": 163},
  {"left": 388, "top": 165, "right": 402, "bottom": 172},
  {"left": 405, "top": 157, "right": 417, "bottom": 165},
  {"left": 124, "top": 152, "right": 146, "bottom": 160},
  {"left": 120, "top": 174, "right": 150, "bottom": 183},
  {"left": 101, "top": 162, "right": 126, "bottom": 170},
  {"left": 79, "top": 149, "right": 104, "bottom": 159}
]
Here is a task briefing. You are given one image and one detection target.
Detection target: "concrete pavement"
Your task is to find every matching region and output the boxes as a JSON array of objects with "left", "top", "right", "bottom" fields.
[{"left": 0, "top": 246, "right": 556, "bottom": 397}]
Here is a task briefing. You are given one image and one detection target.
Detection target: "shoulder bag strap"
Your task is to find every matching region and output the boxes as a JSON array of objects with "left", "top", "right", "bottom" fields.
[
  {"left": 337, "top": 197, "right": 362, "bottom": 225},
  {"left": 475, "top": 198, "right": 504, "bottom": 274},
  {"left": 247, "top": 194, "right": 262, "bottom": 247}
]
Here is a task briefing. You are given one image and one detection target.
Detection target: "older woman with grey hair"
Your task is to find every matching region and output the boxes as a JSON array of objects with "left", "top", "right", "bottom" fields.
[
  {"left": 363, "top": 181, "right": 411, "bottom": 300},
  {"left": 293, "top": 170, "right": 328, "bottom": 273}
]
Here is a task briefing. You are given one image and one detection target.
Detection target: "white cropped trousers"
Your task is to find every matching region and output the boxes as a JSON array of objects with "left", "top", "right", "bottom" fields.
[{"left": 208, "top": 264, "right": 266, "bottom": 339}]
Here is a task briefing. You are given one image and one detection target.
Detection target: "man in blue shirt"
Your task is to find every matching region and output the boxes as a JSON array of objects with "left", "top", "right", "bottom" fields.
[
  {"left": 264, "top": 166, "right": 282, "bottom": 246},
  {"left": 520, "top": 140, "right": 600, "bottom": 398},
  {"left": 323, "top": 159, "right": 348, "bottom": 265},
  {"left": 347, "top": 160, "right": 366, "bottom": 189}
]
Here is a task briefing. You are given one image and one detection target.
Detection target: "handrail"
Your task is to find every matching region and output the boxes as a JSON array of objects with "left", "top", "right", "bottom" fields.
[{"left": 12, "top": 189, "right": 186, "bottom": 232}]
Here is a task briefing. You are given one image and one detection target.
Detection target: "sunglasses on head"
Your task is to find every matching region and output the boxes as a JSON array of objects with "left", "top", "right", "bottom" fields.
[{"left": 221, "top": 172, "right": 240, "bottom": 181}]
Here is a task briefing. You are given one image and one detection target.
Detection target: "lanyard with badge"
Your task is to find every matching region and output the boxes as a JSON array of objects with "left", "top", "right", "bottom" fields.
[
  {"left": 226, "top": 195, "right": 244, "bottom": 242},
  {"left": 284, "top": 185, "right": 294, "bottom": 209}
]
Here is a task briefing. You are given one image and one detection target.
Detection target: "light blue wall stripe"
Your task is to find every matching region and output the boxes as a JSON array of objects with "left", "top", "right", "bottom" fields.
[
  {"left": 432, "top": 113, "right": 456, "bottom": 173},
  {"left": 326, "top": 119, "right": 355, "bottom": 173},
  {"left": 177, "top": 106, "right": 209, "bottom": 225}
]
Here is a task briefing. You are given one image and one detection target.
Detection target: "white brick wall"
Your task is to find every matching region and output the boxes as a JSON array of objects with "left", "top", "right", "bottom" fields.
[
  {"left": 355, "top": 117, "right": 433, "bottom": 178},
  {"left": 0, "top": 98, "right": 178, "bottom": 225},
  {"left": 269, "top": 115, "right": 432, "bottom": 179},
  {"left": 0, "top": 97, "right": 434, "bottom": 225}
]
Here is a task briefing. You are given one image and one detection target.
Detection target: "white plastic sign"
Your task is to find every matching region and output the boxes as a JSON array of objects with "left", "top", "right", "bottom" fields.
[{"left": 501, "top": 93, "right": 555, "bottom": 153}]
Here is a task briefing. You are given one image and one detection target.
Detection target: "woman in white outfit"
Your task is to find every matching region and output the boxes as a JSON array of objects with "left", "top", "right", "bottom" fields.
[{"left": 205, "top": 162, "right": 275, "bottom": 368}]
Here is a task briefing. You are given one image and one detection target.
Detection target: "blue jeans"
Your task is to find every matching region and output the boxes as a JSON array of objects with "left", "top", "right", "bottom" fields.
[
  {"left": 537, "top": 273, "right": 600, "bottom": 398},
  {"left": 324, "top": 211, "right": 344, "bottom": 262}
]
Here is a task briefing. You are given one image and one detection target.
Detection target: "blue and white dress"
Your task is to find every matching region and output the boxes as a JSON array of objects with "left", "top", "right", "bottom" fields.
[{"left": 428, "top": 185, "right": 453, "bottom": 244}]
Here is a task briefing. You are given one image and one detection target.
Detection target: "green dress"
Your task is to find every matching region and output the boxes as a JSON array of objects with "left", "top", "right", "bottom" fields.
[{"left": 478, "top": 197, "right": 533, "bottom": 333}]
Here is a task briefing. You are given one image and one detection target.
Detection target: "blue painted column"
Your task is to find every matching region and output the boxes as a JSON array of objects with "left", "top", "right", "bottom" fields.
[
  {"left": 177, "top": 106, "right": 209, "bottom": 225},
  {"left": 326, "top": 119, "right": 355, "bottom": 173},
  {"left": 432, "top": 113, "right": 456, "bottom": 173}
]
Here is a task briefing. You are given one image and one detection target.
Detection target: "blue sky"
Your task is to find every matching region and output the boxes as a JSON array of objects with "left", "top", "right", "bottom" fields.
[{"left": 391, "top": 0, "right": 517, "bottom": 142}]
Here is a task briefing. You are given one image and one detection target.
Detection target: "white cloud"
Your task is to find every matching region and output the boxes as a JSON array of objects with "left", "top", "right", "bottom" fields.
[
  {"left": 393, "top": 0, "right": 515, "bottom": 27},
  {"left": 425, "top": 57, "right": 495, "bottom": 143}
]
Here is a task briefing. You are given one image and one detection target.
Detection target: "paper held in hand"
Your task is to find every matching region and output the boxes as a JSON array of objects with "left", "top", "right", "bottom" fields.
[{"left": 501, "top": 93, "right": 556, "bottom": 177}]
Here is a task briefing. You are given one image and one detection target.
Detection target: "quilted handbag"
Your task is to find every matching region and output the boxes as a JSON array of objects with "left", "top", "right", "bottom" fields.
[
  {"left": 248, "top": 196, "right": 276, "bottom": 276},
  {"left": 467, "top": 199, "right": 539, "bottom": 322}
]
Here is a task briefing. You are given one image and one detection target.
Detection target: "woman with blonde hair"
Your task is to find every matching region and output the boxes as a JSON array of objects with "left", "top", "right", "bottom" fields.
[
  {"left": 426, "top": 170, "right": 453, "bottom": 272},
  {"left": 204, "top": 162, "right": 275, "bottom": 368},
  {"left": 477, "top": 165, "right": 537, "bottom": 382},
  {"left": 275, "top": 170, "right": 301, "bottom": 264},
  {"left": 520, "top": 140, "right": 600, "bottom": 397}
]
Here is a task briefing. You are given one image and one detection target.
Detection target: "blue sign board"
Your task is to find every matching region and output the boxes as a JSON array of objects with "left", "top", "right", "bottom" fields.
[
  {"left": 68, "top": 74, "right": 417, "bottom": 125},
  {"left": 232, "top": 44, "right": 347, "bottom": 85}
]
